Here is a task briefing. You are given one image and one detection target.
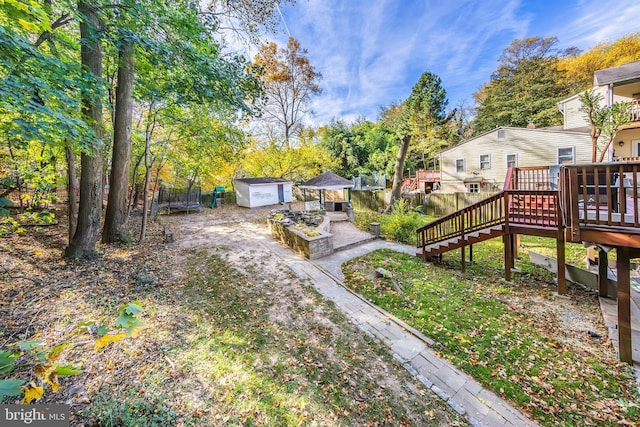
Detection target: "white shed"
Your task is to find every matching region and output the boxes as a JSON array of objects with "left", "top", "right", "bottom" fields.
[{"left": 235, "top": 178, "right": 293, "bottom": 208}]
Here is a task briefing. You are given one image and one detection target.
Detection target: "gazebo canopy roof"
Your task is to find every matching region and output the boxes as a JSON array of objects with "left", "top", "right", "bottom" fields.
[{"left": 298, "top": 171, "right": 354, "bottom": 190}]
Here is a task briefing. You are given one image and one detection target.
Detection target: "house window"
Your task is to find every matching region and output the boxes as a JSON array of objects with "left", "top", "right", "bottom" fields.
[
  {"left": 467, "top": 183, "right": 480, "bottom": 193},
  {"left": 480, "top": 154, "right": 491, "bottom": 170},
  {"left": 497, "top": 129, "right": 505, "bottom": 139},
  {"left": 455, "top": 159, "right": 465, "bottom": 173},
  {"left": 506, "top": 153, "right": 517, "bottom": 168},
  {"left": 557, "top": 147, "right": 575, "bottom": 164}
]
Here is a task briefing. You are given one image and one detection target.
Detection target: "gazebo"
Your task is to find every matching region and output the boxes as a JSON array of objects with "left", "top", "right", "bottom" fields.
[{"left": 298, "top": 171, "right": 355, "bottom": 212}]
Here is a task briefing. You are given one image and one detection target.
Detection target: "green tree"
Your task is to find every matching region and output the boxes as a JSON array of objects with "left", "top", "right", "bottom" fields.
[
  {"left": 320, "top": 119, "right": 396, "bottom": 178},
  {"left": 473, "top": 37, "right": 575, "bottom": 134},
  {"left": 384, "top": 72, "right": 451, "bottom": 209},
  {"left": 64, "top": 0, "right": 105, "bottom": 259},
  {"left": 103, "top": 32, "right": 135, "bottom": 243}
]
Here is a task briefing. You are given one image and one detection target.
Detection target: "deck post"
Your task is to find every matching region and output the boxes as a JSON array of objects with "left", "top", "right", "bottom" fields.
[
  {"left": 461, "top": 246, "right": 466, "bottom": 273},
  {"left": 556, "top": 236, "right": 566, "bottom": 295},
  {"left": 555, "top": 191, "right": 566, "bottom": 295},
  {"left": 616, "top": 247, "right": 632, "bottom": 365},
  {"left": 598, "top": 248, "right": 609, "bottom": 297},
  {"left": 504, "top": 233, "right": 512, "bottom": 281}
]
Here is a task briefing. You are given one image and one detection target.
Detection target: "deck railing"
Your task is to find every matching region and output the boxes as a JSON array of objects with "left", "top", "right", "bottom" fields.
[
  {"left": 560, "top": 162, "right": 640, "bottom": 242},
  {"left": 632, "top": 99, "right": 640, "bottom": 122},
  {"left": 504, "top": 166, "right": 555, "bottom": 191},
  {"left": 416, "top": 191, "right": 507, "bottom": 249},
  {"left": 415, "top": 170, "right": 441, "bottom": 182}
]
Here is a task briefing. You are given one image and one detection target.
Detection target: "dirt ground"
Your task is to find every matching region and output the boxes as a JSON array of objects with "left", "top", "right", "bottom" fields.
[{"left": 0, "top": 204, "right": 465, "bottom": 426}]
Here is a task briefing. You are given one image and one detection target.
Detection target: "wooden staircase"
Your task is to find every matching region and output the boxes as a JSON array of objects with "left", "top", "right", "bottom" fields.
[
  {"left": 417, "top": 224, "right": 504, "bottom": 258},
  {"left": 416, "top": 167, "right": 562, "bottom": 261},
  {"left": 416, "top": 163, "right": 640, "bottom": 365}
]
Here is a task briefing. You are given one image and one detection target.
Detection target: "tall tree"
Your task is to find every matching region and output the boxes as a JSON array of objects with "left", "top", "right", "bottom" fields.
[
  {"left": 384, "top": 72, "right": 450, "bottom": 210},
  {"left": 65, "top": 0, "right": 104, "bottom": 258},
  {"left": 0, "top": 1, "right": 90, "bottom": 240},
  {"left": 103, "top": 36, "right": 134, "bottom": 243},
  {"left": 473, "top": 37, "right": 575, "bottom": 134},
  {"left": 243, "top": 128, "right": 336, "bottom": 182},
  {"left": 253, "top": 37, "right": 322, "bottom": 147}
]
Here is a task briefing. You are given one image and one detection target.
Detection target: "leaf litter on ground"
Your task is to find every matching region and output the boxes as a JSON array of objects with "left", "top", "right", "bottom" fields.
[{"left": 1, "top": 205, "right": 464, "bottom": 426}]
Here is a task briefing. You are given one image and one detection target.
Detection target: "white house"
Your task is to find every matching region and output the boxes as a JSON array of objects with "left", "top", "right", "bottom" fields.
[
  {"left": 559, "top": 61, "right": 640, "bottom": 159},
  {"left": 438, "top": 127, "right": 592, "bottom": 193},
  {"left": 235, "top": 178, "right": 293, "bottom": 208},
  {"left": 438, "top": 61, "right": 640, "bottom": 193}
]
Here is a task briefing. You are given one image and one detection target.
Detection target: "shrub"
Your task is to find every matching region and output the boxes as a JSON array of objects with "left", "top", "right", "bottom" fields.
[{"left": 380, "top": 200, "right": 425, "bottom": 245}]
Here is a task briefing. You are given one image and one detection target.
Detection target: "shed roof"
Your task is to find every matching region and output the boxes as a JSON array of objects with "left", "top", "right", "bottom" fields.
[
  {"left": 594, "top": 61, "right": 640, "bottom": 86},
  {"left": 298, "top": 171, "right": 354, "bottom": 190},
  {"left": 235, "top": 177, "right": 292, "bottom": 185}
]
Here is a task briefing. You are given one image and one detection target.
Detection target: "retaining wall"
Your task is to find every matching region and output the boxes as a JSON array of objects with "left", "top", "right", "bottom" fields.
[{"left": 268, "top": 216, "right": 333, "bottom": 260}]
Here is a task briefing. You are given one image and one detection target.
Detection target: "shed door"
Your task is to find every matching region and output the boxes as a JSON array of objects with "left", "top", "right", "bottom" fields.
[{"left": 277, "top": 184, "right": 284, "bottom": 203}]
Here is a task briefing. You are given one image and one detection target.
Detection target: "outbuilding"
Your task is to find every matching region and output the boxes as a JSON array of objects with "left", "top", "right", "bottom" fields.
[
  {"left": 235, "top": 177, "right": 293, "bottom": 208},
  {"left": 298, "top": 171, "right": 354, "bottom": 212}
]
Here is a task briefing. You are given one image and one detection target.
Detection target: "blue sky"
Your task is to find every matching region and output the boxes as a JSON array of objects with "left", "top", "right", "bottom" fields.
[{"left": 271, "top": 0, "right": 640, "bottom": 126}]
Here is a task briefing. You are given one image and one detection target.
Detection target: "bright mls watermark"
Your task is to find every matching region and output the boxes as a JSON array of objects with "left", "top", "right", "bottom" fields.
[{"left": 1, "top": 405, "right": 69, "bottom": 426}]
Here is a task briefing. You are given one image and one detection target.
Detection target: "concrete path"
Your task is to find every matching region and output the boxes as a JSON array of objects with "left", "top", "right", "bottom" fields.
[{"left": 259, "top": 232, "right": 537, "bottom": 426}]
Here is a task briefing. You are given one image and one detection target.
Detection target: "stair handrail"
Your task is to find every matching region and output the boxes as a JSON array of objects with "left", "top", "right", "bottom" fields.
[
  {"left": 416, "top": 191, "right": 506, "bottom": 250},
  {"left": 417, "top": 164, "right": 559, "bottom": 254}
]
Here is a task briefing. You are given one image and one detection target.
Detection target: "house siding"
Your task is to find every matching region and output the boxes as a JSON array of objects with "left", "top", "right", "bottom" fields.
[
  {"left": 559, "top": 86, "right": 610, "bottom": 130},
  {"left": 439, "top": 127, "right": 591, "bottom": 192}
]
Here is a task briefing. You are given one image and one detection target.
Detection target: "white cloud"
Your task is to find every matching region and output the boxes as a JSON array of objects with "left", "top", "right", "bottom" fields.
[
  {"left": 275, "top": 0, "right": 639, "bottom": 127},
  {"left": 554, "top": 0, "right": 640, "bottom": 48}
]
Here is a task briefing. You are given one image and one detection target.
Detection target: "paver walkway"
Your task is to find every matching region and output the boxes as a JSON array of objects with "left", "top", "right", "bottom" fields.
[{"left": 259, "top": 227, "right": 537, "bottom": 426}]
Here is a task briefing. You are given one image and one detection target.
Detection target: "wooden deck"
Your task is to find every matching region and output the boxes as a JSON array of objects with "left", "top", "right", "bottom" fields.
[{"left": 416, "top": 163, "right": 640, "bottom": 364}]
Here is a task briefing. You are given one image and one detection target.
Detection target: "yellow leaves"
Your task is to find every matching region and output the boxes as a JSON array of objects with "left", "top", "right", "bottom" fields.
[
  {"left": 17, "top": 18, "right": 39, "bottom": 33},
  {"left": 46, "top": 343, "right": 66, "bottom": 361},
  {"left": 94, "top": 333, "right": 126, "bottom": 351},
  {"left": 35, "top": 364, "right": 59, "bottom": 393},
  {"left": 46, "top": 377, "right": 59, "bottom": 393},
  {"left": 454, "top": 335, "right": 471, "bottom": 345},
  {"left": 557, "top": 33, "right": 640, "bottom": 90},
  {"left": 21, "top": 385, "right": 43, "bottom": 404}
]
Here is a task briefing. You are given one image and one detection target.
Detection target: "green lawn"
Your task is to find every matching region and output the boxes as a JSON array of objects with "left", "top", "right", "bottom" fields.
[{"left": 341, "top": 241, "right": 640, "bottom": 426}]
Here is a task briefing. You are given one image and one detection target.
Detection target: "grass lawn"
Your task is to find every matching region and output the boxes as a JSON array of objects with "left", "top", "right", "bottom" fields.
[{"left": 341, "top": 237, "right": 640, "bottom": 426}]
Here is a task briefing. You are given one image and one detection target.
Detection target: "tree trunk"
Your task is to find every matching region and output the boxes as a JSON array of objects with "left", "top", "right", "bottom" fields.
[
  {"left": 64, "top": 0, "right": 103, "bottom": 259},
  {"left": 127, "top": 152, "right": 145, "bottom": 216},
  {"left": 139, "top": 145, "right": 152, "bottom": 242},
  {"left": 103, "top": 39, "right": 135, "bottom": 243},
  {"left": 65, "top": 143, "right": 78, "bottom": 242},
  {"left": 385, "top": 134, "right": 411, "bottom": 213}
]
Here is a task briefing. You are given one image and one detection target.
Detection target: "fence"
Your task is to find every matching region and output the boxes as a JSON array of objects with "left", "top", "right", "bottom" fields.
[
  {"left": 352, "top": 173, "right": 386, "bottom": 190},
  {"left": 422, "top": 192, "right": 495, "bottom": 216},
  {"left": 351, "top": 189, "right": 387, "bottom": 212}
]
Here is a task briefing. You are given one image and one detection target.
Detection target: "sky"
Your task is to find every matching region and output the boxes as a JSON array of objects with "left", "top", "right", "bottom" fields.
[{"left": 268, "top": 0, "right": 640, "bottom": 126}]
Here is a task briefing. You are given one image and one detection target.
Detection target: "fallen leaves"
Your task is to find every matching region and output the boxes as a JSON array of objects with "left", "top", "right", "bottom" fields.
[{"left": 21, "top": 385, "right": 43, "bottom": 404}]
